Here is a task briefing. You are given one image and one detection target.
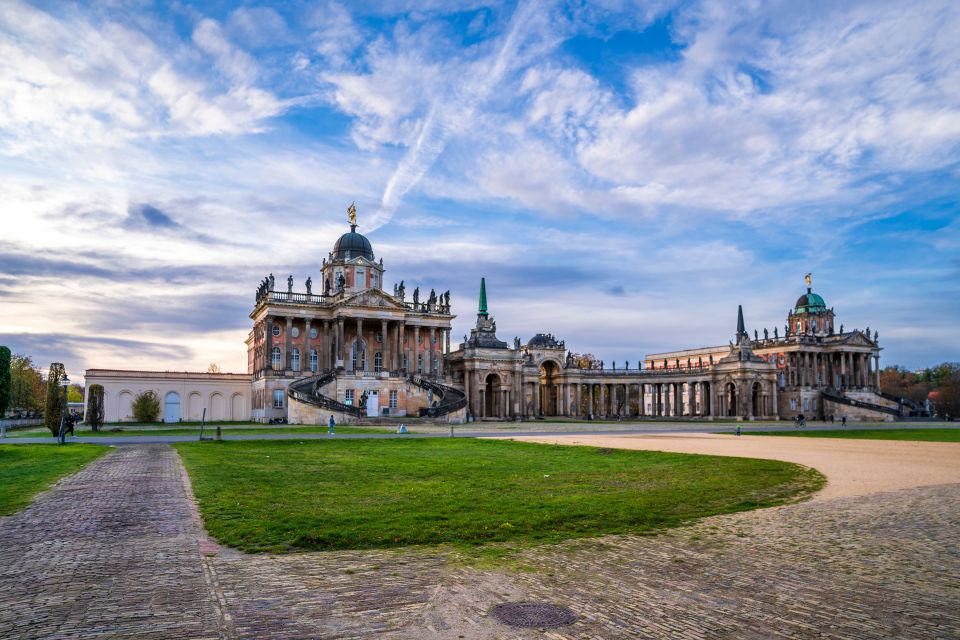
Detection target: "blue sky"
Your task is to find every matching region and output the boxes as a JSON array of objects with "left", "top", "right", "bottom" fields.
[{"left": 1, "top": 0, "right": 958, "bottom": 379}]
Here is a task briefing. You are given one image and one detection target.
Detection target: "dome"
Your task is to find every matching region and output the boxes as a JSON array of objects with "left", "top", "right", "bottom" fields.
[
  {"left": 332, "top": 229, "right": 374, "bottom": 261},
  {"left": 527, "top": 333, "right": 561, "bottom": 348},
  {"left": 794, "top": 291, "right": 826, "bottom": 314}
]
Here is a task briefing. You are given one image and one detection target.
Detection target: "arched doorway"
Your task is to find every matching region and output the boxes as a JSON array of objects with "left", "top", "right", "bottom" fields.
[
  {"left": 751, "top": 382, "right": 763, "bottom": 417},
  {"left": 164, "top": 391, "right": 181, "bottom": 423},
  {"left": 484, "top": 373, "right": 502, "bottom": 418},
  {"left": 725, "top": 382, "right": 738, "bottom": 417},
  {"left": 539, "top": 361, "right": 559, "bottom": 416}
]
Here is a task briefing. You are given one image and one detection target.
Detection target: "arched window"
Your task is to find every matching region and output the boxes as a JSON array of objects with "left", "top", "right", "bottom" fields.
[
  {"left": 309, "top": 349, "right": 318, "bottom": 372},
  {"left": 291, "top": 347, "right": 301, "bottom": 371},
  {"left": 271, "top": 346, "right": 281, "bottom": 369},
  {"left": 374, "top": 351, "right": 383, "bottom": 372}
]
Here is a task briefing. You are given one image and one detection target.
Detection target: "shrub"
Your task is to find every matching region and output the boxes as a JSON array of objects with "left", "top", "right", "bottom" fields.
[
  {"left": 132, "top": 390, "right": 161, "bottom": 422},
  {"left": 44, "top": 362, "right": 66, "bottom": 436},
  {"left": 86, "top": 384, "right": 105, "bottom": 431},
  {"left": 0, "top": 346, "right": 10, "bottom": 418}
]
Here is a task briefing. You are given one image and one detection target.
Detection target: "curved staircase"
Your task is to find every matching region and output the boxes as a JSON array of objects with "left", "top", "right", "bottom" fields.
[
  {"left": 821, "top": 390, "right": 900, "bottom": 417},
  {"left": 408, "top": 374, "right": 468, "bottom": 417}
]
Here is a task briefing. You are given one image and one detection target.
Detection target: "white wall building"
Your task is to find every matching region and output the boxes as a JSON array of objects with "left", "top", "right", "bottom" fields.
[{"left": 84, "top": 369, "right": 252, "bottom": 423}]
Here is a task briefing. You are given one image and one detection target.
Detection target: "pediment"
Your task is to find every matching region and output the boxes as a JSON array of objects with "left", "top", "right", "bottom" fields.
[
  {"left": 339, "top": 288, "right": 405, "bottom": 309},
  {"left": 840, "top": 332, "right": 875, "bottom": 347}
]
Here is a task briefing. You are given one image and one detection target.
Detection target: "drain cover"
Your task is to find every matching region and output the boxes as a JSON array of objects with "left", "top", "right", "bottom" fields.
[{"left": 490, "top": 602, "right": 578, "bottom": 628}]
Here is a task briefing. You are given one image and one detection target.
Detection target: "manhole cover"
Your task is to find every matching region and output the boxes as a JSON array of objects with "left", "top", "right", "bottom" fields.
[{"left": 490, "top": 601, "right": 578, "bottom": 628}]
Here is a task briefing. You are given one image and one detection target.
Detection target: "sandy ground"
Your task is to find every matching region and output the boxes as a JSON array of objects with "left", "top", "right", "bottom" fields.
[{"left": 495, "top": 432, "right": 960, "bottom": 500}]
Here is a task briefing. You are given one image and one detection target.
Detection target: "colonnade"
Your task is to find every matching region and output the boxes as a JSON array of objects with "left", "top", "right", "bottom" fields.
[
  {"left": 262, "top": 315, "right": 452, "bottom": 377},
  {"left": 787, "top": 350, "right": 878, "bottom": 390}
]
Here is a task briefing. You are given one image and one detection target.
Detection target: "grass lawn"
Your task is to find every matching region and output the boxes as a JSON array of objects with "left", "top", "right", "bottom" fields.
[
  {"left": 731, "top": 428, "right": 960, "bottom": 442},
  {"left": 175, "top": 438, "right": 823, "bottom": 553},
  {"left": 8, "top": 425, "right": 392, "bottom": 438},
  {"left": 0, "top": 445, "right": 109, "bottom": 515}
]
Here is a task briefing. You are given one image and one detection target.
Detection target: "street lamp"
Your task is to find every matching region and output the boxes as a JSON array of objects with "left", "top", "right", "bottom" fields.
[{"left": 58, "top": 374, "right": 70, "bottom": 444}]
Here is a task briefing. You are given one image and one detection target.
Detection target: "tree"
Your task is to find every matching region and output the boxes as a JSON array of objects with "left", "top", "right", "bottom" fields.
[
  {"left": 131, "top": 390, "right": 161, "bottom": 422},
  {"left": 67, "top": 384, "right": 84, "bottom": 403},
  {"left": 568, "top": 353, "right": 599, "bottom": 369},
  {"left": 44, "top": 362, "right": 66, "bottom": 436},
  {"left": 86, "top": 384, "right": 105, "bottom": 431},
  {"left": 879, "top": 366, "right": 929, "bottom": 405},
  {"left": 932, "top": 375, "right": 960, "bottom": 418},
  {"left": 206, "top": 363, "right": 222, "bottom": 373},
  {"left": 10, "top": 353, "right": 44, "bottom": 412},
  {"left": 0, "top": 346, "right": 10, "bottom": 418}
]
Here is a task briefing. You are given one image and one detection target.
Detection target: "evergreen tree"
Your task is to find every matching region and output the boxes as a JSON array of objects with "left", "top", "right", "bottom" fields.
[
  {"left": 0, "top": 346, "right": 10, "bottom": 418},
  {"left": 44, "top": 362, "right": 66, "bottom": 436},
  {"left": 86, "top": 384, "right": 105, "bottom": 431}
]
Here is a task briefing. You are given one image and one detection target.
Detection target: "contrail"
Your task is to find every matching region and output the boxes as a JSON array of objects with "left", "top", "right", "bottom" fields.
[{"left": 368, "top": 0, "right": 558, "bottom": 230}]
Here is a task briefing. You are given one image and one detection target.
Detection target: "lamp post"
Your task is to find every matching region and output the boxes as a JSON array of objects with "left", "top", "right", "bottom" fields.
[{"left": 58, "top": 374, "right": 70, "bottom": 445}]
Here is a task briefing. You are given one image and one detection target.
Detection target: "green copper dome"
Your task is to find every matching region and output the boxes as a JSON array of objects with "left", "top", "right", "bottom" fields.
[{"left": 795, "top": 290, "right": 826, "bottom": 313}]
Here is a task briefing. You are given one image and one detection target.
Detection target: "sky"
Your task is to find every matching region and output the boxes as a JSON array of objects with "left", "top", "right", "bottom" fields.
[{"left": 1, "top": 0, "right": 958, "bottom": 381}]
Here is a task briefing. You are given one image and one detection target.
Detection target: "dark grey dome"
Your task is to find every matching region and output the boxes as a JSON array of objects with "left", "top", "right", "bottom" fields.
[
  {"left": 527, "top": 333, "right": 561, "bottom": 348},
  {"left": 332, "top": 230, "right": 374, "bottom": 261}
]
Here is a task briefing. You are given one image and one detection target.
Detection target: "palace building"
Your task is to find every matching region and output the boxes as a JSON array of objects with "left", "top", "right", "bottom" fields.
[{"left": 86, "top": 207, "right": 913, "bottom": 424}]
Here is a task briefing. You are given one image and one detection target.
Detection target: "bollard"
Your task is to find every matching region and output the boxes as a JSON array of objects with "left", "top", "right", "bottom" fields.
[{"left": 216, "top": 425, "right": 221, "bottom": 441}]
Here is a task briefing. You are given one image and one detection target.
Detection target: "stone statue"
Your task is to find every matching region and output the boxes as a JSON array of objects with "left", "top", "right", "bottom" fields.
[
  {"left": 763, "top": 328, "right": 768, "bottom": 340},
  {"left": 444, "top": 290, "right": 450, "bottom": 310},
  {"left": 428, "top": 288, "right": 436, "bottom": 308},
  {"left": 336, "top": 272, "right": 345, "bottom": 292},
  {"left": 269, "top": 273, "right": 275, "bottom": 290},
  {"left": 413, "top": 287, "right": 420, "bottom": 307},
  {"left": 638, "top": 361, "right": 642, "bottom": 370},
  {"left": 612, "top": 361, "right": 616, "bottom": 370},
  {"left": 625, "top": 360, "right": 629, "bottom": 369},
  {"left": 687, "top": 358, "right": 691, "bottom": 368},
  {"left": 840, "top": 324, "right": 844, "bottom": 334},
  {"left": 874, "top": 330, "right": 879, "bottom": 341},
  {"left": 305, "top": 277, "right": 312, "bottom": 295},
  {"left": 287, "top": 275, "right": 293, "bottom": 293},
  {"left": 865, "top": 326, "right": 870, "bottom": 338},
  {"left": 754, "top": 329, "right": 758, "bottom": 341},
  {"left": 393, "top": 283, "right": 398, "bottom": 296},
  {"left": 600, "top": 360, "right": 604, "bottom": 369},
  {"left": 514, "top": 336, "right": 520, "bottom": 350},
  {"left": 398, "top": 280, "right": 405, "bottom": 300},
  {"left": 784, "top": 323, "right": 789, "bottom": 337},
  {"left": 773, "top": 327, "right": 778, "bottom": 339}
]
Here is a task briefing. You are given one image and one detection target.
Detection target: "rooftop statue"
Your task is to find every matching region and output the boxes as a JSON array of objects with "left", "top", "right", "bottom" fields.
[
  {"left": 287, "top": 275, "right": 293, "bottom": 293},
  {"left": 774, "top": 327, "right": 778, "bottom": 339},
  {"left": 269, "top": 273, "right": 275, "bottom": 290},
  {"left": 413, "top": 287, "right": 420, "bottom": 307},
  {"left": 398, "top": 280, "right": 405, "bottom": 300},
  {"left": 805, "top": 272, "right": 812, "bottom": 287},
  {"left": 305, "top": 277, "right": 312, "bottom": 295},
  {"left": 874, "top": 330, "right": 879, "bottom": 341},
  {"left": 840, "top": 324, "right": 844, "bottom": 333},
  {"left": 347, "top": 201, "right": 357, "bottom": 227},
  {"left": 763, "top": 328, "right": 768, "bottom": 340}
]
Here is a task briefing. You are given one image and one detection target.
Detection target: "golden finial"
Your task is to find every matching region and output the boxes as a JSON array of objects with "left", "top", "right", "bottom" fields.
[
  {"left": 804, "top": 273, "right": 812, "bottom": 288},
  {"left": 347, "top": 202, "right": 357, "bottom": 227}
]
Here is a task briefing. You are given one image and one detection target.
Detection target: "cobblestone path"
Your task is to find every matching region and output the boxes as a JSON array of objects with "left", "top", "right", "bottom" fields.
[
  {"left": 0, "top": 445, "right": 223, "bottom": 639},
  {"left": 2, "top": 445, "right": 958, "bottom": 639}
]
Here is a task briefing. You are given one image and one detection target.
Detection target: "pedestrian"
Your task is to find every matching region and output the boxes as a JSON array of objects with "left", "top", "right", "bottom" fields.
[
  {"left": 327, "top": 414, "right": 335, "bottom": 435},
  {"left": 735, "top": 425, "right": 741, "bottom": 437},
  {"left": 841, "top": 415, "right": 847, "bottom": 427},
  {"left": 797, "top": 413, "right": 806, "bottom": 428}
]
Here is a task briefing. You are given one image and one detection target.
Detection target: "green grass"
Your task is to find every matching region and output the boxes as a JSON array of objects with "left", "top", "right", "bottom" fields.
[
  {"left": 731, "top": 428, "right": 960, "bottom": 442},
  {"left": 175, "top": 438, "right": 824, "bottom": 554},
  {"left": 0, "top": 445, "right": 109, "bottom": 515},
  {"left": 8, "top": 425, "right": 392, "bottom": 438}
]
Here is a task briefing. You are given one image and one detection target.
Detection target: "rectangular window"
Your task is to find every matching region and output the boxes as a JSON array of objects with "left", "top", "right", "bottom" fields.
[
  {"left": 345, "top": 389, "right": 354, "bottom": 406},
  {"left": 273, "top": 389, "right": 284, "bottom": 409},
  {"left": 310, "top": 349, "right": 318, "bottom": 372},
  {"left": 389, "top": 390, "right": 398, "bottom": 409},
  {"left": 372, "top": 273, "right": 379, "bottom": 289},
  {"left": 355, "top": 268, "right": 365, "bottom": 289},
  {"left": 790, "top": 399, "right": 797, "bottom": 410}
]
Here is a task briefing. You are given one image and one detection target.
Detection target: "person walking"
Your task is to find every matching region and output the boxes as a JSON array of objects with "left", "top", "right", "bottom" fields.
[
  {"left": 841, "top": 415, "right": 847, "bottom": 427},
  {"left": 327, "top": 414, "right": 335, "bottom": 435}
]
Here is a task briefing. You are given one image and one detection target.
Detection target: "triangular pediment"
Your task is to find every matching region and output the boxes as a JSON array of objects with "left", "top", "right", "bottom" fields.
[
  {"left": 337, "top": 288, "right": 406, "bottom": 310},
  {"left": 840, "top": 331, "right": 875, "bottom": 347}
]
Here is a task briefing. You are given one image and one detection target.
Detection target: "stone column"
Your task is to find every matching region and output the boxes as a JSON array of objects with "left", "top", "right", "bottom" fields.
[
  {"left": 479, "top": 387, "right": 486, "bottom": 419},
  {"left": 534, "top": 381, "right": 541, "bottom": 416},
  {"left": 639, "top": 384, "right": 645, "bottom": 416},
  {"left": 438, "top": 329, "right": 445, "bottom": 377},
  {"left": 264, "top": 316, "right": 273, "bottom": 374},
  {"left": 464, "top": 367, "right": 472, "bottom": 417},
  {"left": 285, "top": 317, "right": 293, "bottom": 371},
  {"left": 304, "top": 319, "right": 312, "bottom": 372},
  {"left": 445, "top": 329, "right": 451, "bottom": 357},
  {"left": 874, "top": 355, "right": 881, "bottom": 389},
  {"left": 354, "top": 318, "right": 364, "bottom": 371},
  {"left": 381, "top": 319, "right": 389, "bottom": 373},
  {"left": 337, "top": 318, "right": 345, "bottom": 367},
  {"left": 427, "top": 327, "right": 436, "bottom": 375},
  {"left": 413, "top": 326, "right": 421, "bottom": 373}
]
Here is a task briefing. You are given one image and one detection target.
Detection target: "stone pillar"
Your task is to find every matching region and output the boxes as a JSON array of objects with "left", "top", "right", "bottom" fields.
[
  {"left": 337, "top": 318, "right": 345, "bottom": 367},
  {"left": 445, "top": 329, "right": 451, "bottom": 358},
  {"left": 874, "top": 355, "right": 881, "bottom": 390},
  {"left": 354, "top": 318, "right": 364, "bottom": 371},
  {"left": 285, "top": 317, "right": 293, "bottom": 371},
  {"left": 426, "top": 327, "right": 435, "bottom": 375},
  {"left": 574, "top": 383, "right": 581, "bottom": 417},
  {"left": 534, "top": 381, "right": 541, "bottom": 417},
  {"left": 479, "top": 387, "right": 486, "bottom": 419},
  {"left": 304, "top": 319, "right": 312, "bottom": 372},
  {"left": 639, "top": 384, "right": 645, "bottom": 416},
  {"left": 464, "top": 367, "right": 472, "bottom": 417},
  {"left": 264, "top": 316, "right": 273, "bottom": 373},
  {"left": 381, "top": 319, "right": 389, "bottom": 373}
]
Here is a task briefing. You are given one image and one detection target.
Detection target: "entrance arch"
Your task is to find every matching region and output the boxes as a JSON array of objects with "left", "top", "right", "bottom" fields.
[
  {"left": 484, "top": 373, "right": 503, "bottom": 418},
  {"left": 751, "top": 381, "right": 763, "bottom": 417},
  {"left": 164, "top": 391, "right": 181, "bottom": 423},
  {"left": 539, "top": 360, "right": 560, "bottom": 416},
  {"left": 725, "top": 382, "right": 738, "bottom": 417}
]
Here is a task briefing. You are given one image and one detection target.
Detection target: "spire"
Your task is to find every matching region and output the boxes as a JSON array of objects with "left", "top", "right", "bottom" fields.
[
  {"left": 478, "top": 277, "right": 488, "bottom": 317},
  {"left": 736, "top": 304, "right": 748, "bottom": 343}
]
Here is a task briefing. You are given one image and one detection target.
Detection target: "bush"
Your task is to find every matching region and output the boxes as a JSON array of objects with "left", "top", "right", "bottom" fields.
[
  {"left": 132, "top": 390, "right": 161, "bottom": 422},
  {"left": 44, "top": 363, "right": 66, "bottom": 436},
  {"left": 0, "top": 346, "right": 10, "bottom": 418},
  {"left": 86, "top": 384, "right": 105, "bottom": 431}
]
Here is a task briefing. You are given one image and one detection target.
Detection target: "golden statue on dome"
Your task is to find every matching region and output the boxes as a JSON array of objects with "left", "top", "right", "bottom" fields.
[
  {"left": 805, "top": 273, "right": 812, "bottom": 288},
  {"left": 347, "top": 202, "right": 357, "bottom": 227}
]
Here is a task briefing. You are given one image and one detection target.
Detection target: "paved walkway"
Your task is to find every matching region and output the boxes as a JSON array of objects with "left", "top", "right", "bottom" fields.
[{"left": 1, "top": 444, "right": 958, "bottom": 638}]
